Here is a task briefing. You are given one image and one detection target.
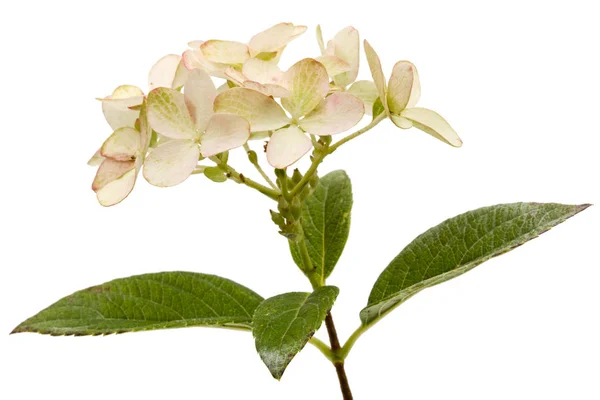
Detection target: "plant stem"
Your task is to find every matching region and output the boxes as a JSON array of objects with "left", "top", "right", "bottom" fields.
[
  {"left": 339, "top": 323, "right": 370, "bottom": 360},
  {"left": 243, "top": 143, "right": 277, "bottom": 189},
  {"left": 308, "top": 337, "right": 335, "bottom": 362},
  {"left": 325, "top": 313, "right": 354, "bottom": 400},
  {"left": 215, "top": 161, "right": 280, "bottom": 200},
  {"left": 328, "top": 113, "right": 387, "bottom": 154}
]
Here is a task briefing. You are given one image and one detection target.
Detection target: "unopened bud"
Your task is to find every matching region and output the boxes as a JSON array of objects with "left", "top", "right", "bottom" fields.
[
  {"left": 291, "top": 169, "right": 303, "bottom": 184},
  {"left": 247, "top": 150, "right": 258, "bottom": 165},
  {"left": 309, "top": 174, "right": 320, "bottom": 188},
  {"left": 291, "top": 197, "right": 302, "bottom": 219},
  {"left": 270, "top": 210, "right": 286, "bottom": 230}
]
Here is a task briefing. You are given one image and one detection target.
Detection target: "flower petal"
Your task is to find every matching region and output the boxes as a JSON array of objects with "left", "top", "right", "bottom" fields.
[
  {"left": 92, "top": 159, "right": 136, "bottom": 192},
  {"left": 200, "top": 40, "right": 250, "bottom": 65},
  {"left": 281, "top": 58, "right": 330, "bottom": 119},
  {"left": 315, "top": 55, "right": 351, "bottom": 77},
  {"left": 390, "top": 114, "right": 413, "bottom": 129},
  {"left": 214, "top": 87, "right": 290, "bottom": 132},
  {"left": 299, "top": 92, "right": 364, "bottom": 136},
  {"left": 249, "top": 23, "right": 307, "bottom": 57},
  {"left": 100, "top": 85, "right": 144, "bottom": 130},
  {"left": 330, "top": 26, "right": 360, "bottom": 88},
  {"left": 224, "top": 67, "right": 247, "bottom": 86},
  {"left": 387, "top": 61, "right": 420, "bottom": 114},
  {"left": 347, "top": 80, "right": 379, "bottom": 115},
  {"left": 316, "top": 25, "right": 326, "bottom": 55},
  {"left": 243, "top": 81, "right": 290, "bottom": 98},
  {"left": 266, "top": 126, "right": 312, "bottom": 168},
  {"left": 400, "top": 108, "right": 462, "bottom": 147},
  {"left": 87, "top": 148, "right": 105, "bottom": 166},
  {"left": 148, "top": 54, "right": 181, "bottom": 91},
  {"left": 182, "top": 48, "right": 227, "bottom": 78},
  {"left": 100, "top": 127, "right": 141, "bottom": 161},
  {"left": 94, "top": 164, "right": 137, "bottom": 207},
  {"left": 143, "top": 140, "right": 200, "bottom": 187},
  {"left": 364, "top": 40, "right": 388, "bottom": 115},
  {"left": 201, "top": 114, "right": 250, "bottom": 157},
  {"left": 183, "top": 69, "right": 217, "bottom": 132},
  {"left": 242, "top": 58, "right": 283, "bottom": 84},
  {"left": 147, "top": 88, "right": 197, "bottom": 140},
  {"left": 172, "top": 60, "right": 190, "bottom": 90}
]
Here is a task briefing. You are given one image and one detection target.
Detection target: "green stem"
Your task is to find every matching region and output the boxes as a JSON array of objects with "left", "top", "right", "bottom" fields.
[
  {"left": 308, "top": 337, "right": 335, "bottom": 362},
  {"left": 339, "top": 323, "right": 371, "bottom": 360},
  {"left": 215, "top": 161, "right": 280, "bottom": 200},
  {"left": 328, "top": 113, "right": 387, "bottom": 154},
  {"left": 243, "top": 143, "right": 277, "bottom": 189},
  {"left": 289, "top": 151, "right": 326, "bottom": 197}
]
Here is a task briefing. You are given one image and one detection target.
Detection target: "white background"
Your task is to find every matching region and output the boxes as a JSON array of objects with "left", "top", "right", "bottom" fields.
[{"left": 1, "top": 1, "right": 599, "bottom": 399}]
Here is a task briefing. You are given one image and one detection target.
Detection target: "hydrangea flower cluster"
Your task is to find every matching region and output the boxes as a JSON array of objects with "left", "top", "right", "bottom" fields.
[{"left": 89, "top": 22, "right": 462, "bottom": 207}]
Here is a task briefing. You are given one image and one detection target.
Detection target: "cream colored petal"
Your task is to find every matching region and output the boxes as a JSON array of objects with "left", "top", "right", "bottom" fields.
[
  {"left": 101, "top": 127, "right": 141, "bottom": 161},
  {"left": 188, "top": 40, "right": 204, "bottom": 49},
  {"left": 390, "top": 114, "right": 413, "bottom": 129},
  {"left": 242, "top": 58, "right": 283, "bottom": 84},
  {"left": 224, "top": 67, "right": 247, "bottom": 86},
  {"left": 364, "top": 40, "right": 388, "bottom": 115},
  {"left": 400, "top": 108, "right": 462, "bottom": 147},
  {"left": 201, "top": 114, "right": 250, "bottom": 157},
  {"left": 148, "top": 54, "right": 181, "bottom": 90},
  {"left": 281, "top": 58, "right": 330, "bottom": 119},
  {"left": 100, "top": 86, "right": 144, "bottom": 131},
  {"left": 183, "top": 69, "right": 217, "bottom": 132},
  {"left": 214, "top": 87, "right": 290, "bottom": 132},
  {"left": 216, "top": 82, "right": 230, "bottom": 94},
  {"left": 316, "top": 25, "right": 326, "bottom": 55},
  {"left": 95, "top": 167, "right": 137, "bottom": 207},
  {"left": 147, "top": 88, "right": 198, "bottom": 140},
  {"left": 249, "top": 23, "right": 306, "bottom": 57},
  {"left": 243, "top": 81, "right": 290, "bottom": 98},
  {"left": 143, "top": 140, "right": 200, "bottom": 187},
  {"left": 347, "top": 80, "right": 379, "bottom": 115},
  {"left": 172, "top": 60, "right": 190, "bottom": 90},
  {"left": 266, "top": 126, "right": 312, "bottom": 168},
  {"left": 88, "top": 148, "right": 105, "bottom": 166},
  {"left": 200, "top": 40, "right": 250, "bottom": 65},
  {"left": 387, "top": 61, "right": 421, "bottom": 114},
  {"left": 92, "top": 159, "right": 136, "bottom": 192},
  {"left": 331, "top": 26, "right": 360, "bottom": 88},
  {"left": 316, "top": 55, "right": 351, "bottom": 77},
  {"left": 299, "top": 92, "right": 364, "bottom": 136}
]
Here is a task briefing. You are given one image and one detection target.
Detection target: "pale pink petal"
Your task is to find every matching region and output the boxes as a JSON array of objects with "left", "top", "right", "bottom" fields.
[
  {"left": 182, "top": 48, "right": 228, "bottom": 78},
  {"left": 200, "top": 40, "right": 250, "bottom": 65},
  {"left": 281, "top": 58, "right": 330, "bottom": 119},
  {"left": 330, "top": 26, "right": 360, "bottom": 88},
  {"left": 147, "top": 88, "right": 198, "bottom": 140},
  {"left": 249, "top": 23, "right": 306, "bottom": 57},
  {"left": 364, "top": 40, "right": 388, "bottom": 115},
  {"left": 214, "top": 87, "right": 290, "bottom": 132},
  {"left": 148, "top": 54, "right": 181, "bottom": 91},
  {"left": 87, "top": 148, "right": 105, "bottom": 166},
  {"left": 200, "top": 114, "right": 250, "bottom": 157},
  {"left": 143, "top": 140, "right": 200, "bottom": 187},
  {"left": 183, "top": 69, "right": 217, "bottom": 132},
  {"left": 400, "top": 108, "right": 463, "bottom": 147},
  {"left": 100, "top": 85, "right": 144, "bottom": 130},
  {"left": 242, "top": 58, "right": 283, "bottom": 84},
  {"left": 390, "top": 114, "right": 413, "bottom": 129},
  {"left": 101, "top": 127, "right": 142, "bottom": 161},
  {"left": 266, "top": 126, "right": 312, "bottom": 168},
  {"left": 92, "top": 159, "right": 136, "bottom": 192},
  {"left": 95, "top": 168, "right": 137, "bottom": 207},
  {"left": 188, "top": 40, "right": 204, "bottom": 49},
  {"left": 172, "top": 60, "right": 190, "bottom": 90},
  {"left": 316, "top": 55, "right": 351, "bottom": 77},
  {"left": 387, "top": 61, "right": 420, "bottom": 114},
  {"left": 347, "top": 80, "right": 379, "bottom": 115},
  {"left": 299, "top": 92, "right": 364, "bottom": 135},
  {"left": 243, "top": 81, "right": 290, "bottom": 98}
]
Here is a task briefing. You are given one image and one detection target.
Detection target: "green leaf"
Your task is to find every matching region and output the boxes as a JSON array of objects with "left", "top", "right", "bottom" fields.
[
  {"left": 360, "top": 203, "right": 590, "bottom": 326},
  {"left": 12, "top": 272, "right": 264, "bottom": 336},
  {"left": 290, "top": 170, "right": 353, "bottom": 280},
  {"left": 253, "top": 286, "right": 339, "bottom": 380}
]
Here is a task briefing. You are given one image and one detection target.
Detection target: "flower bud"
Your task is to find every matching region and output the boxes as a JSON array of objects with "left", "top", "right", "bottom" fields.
[
  {"left": 247, "top": 150, "right": 258, "bottom": 165},
  {"left": 291, "top": 169, "right": 303, "bottom": 185},
  {"left": 310, "top": 174, "right": 320, "bottom": 188},
  {"left": 270, "top": 210, "right": 286, "bottom": 230},
  {"left": 203, "top": 167, "right": 228, "bottom": 183},
  {"left": 277, "top": 197, "right": 290, "bottom": 215},
  {"left": 291, "top": 197, "right": 302, "bottom": 219}
]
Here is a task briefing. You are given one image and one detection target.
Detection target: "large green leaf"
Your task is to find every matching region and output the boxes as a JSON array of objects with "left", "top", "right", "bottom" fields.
[
  {"left": 253, "top": 286, "right": 339, "bottom": 380},
  {"left": 360, "top": 203, "right": 590, "bottom": 326},
  {"left": 290, "top": 170, "right": 352, "bottom": 279},
  {"left": 12, "top": 272, "right": 263, "bottom": 335}
]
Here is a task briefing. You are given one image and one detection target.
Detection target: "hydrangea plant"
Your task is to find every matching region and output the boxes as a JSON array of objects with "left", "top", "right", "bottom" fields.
[{"left": 12, "top": 23, "right": 590, "bottom": 399}]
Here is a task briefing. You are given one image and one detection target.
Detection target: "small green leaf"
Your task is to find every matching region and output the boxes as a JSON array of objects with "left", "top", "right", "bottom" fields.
[
  {"left": 12, "top": 272, "right": 264, "bottom": 335},
  {"left": 372, "top": 97, "right": 385, "bottom": 120},
  {"left": 253, "top": 286, "right": 339, "bottom": 379},
  {"left": 290, "top": 170, "right": 353, "bottom": 280},
  {"left": 204, "top": 166, "right": 228, "bottom": 182},
  {"left": 360, "top": 203, "right": 591, "bottom": 326}
]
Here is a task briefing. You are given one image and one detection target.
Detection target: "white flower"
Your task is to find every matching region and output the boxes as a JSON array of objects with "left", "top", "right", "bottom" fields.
[
  {"left": 215, "top": 59, "right": 365, "bottom": 169},
  {"left": 316, "top": 25, "right": 360, "bottom": 89},
  {"left": 143, "top": 69, "right": 250, "bottom": 187},
  {"left": 364, "top": 40, "right": 463, "bottom": 147}
]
